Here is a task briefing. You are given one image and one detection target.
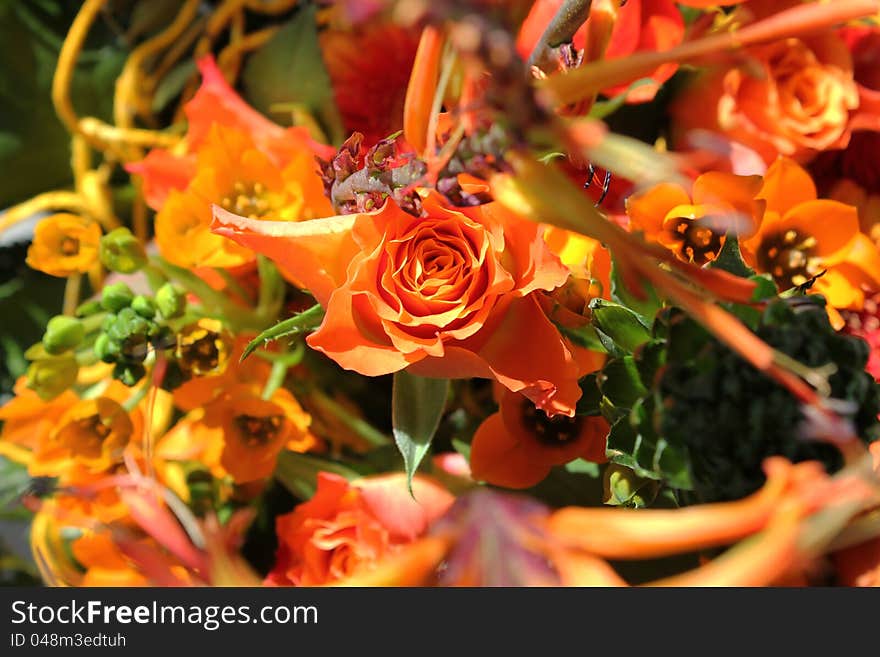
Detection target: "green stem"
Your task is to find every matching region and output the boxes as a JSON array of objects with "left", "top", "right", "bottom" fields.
[{"left": 310, "top": 388, "right": 392, "bottom": 448}]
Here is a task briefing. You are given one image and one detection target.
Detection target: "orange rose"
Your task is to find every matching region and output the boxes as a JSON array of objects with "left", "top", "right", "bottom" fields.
[
  {"left": 265, "top": 472, "right": 453, "bottom": 586},
  {"left": 671, "top": 4, "right": 859, "bottom": 164},
  {"left": 213, "top": 193, "right": 583, "bottom": 415}
]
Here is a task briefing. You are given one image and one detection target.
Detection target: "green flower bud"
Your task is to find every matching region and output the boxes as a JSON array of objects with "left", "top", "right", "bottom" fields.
[
  {"left": 26, "top": 356, "right": 78, "bottom": 400},
  {"left": 101, "top": 313, "right": 117, "bottom": 333},
  {"left": 99, "top": 227, "right": 147, "bottom": 273},
  {"left": 42, "top": 316, "right": 85, "bottom": 355},
  {"left": 94, "top": 333, "right": 114, "bottom": 363},
  {"left": 101, "top": 282, "right": 134, "bottom": 312},
  {"left": 114, "top": 307, "right": 150, "bottom": 338},
  {"left": 131, "top": 295, "right": 157, "bottom": 319},
  {"left": 113, "top": 361, "right": 146, "bottom": 387},
  {"left": 75, "top": 299, "right": 103, "bottom": 318},
  {"left": 155, "top": 283, "right": 185, "bottom": 319}
]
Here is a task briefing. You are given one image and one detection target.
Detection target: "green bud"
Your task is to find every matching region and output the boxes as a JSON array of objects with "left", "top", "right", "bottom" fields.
[
  {"left": 75, "top": 300, "right": 103, "bottom": 318},
  {"left": 101, "top": 313, "right": 117, "bottom": 333},
  {"left": 42, "top": 316, "right": 85, "bottom": 355},
  {"left": 101, "top": 282, "right": 134, "bottom": 312},
  {"left": 113, "top": 361, "right": 146, "bottom": 387},
  {"left": 26, "top": 356, "right": 78, "bottom": 400},
  {"left": 110, "top": 308, "right": 151, "bottom": 345},
  {"left": 155, "top": 283, "right": 185, "bottom": 319},
  {"left": 131, "top": 295, "right": 157, "bottom": 319},
  {"left": 92, "top": 333, "right": 119, "bottom": 363},
  {"left": 99, "top": 227, "right": 147, "bottom": 273}
]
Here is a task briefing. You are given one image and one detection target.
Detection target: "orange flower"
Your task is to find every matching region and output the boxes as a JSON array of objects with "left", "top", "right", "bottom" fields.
[
  {"left": 469, "top": 389, "right": 608, "bottom": 489},
  {"left": 155, "top": 124, "right": 332, "bottom": 269},
  {"left": 320, "top": 19, "right": 420, "bottom": 146},
  {"left": 128, "top": 56, "right": 331, "bottom": 210},
  {"left": 626, "top": 171, "right": 765, "bottom": 265},
  {"left": 25, "top": 213, "right": 101, "bottom": 277},
  {"left": 213, "top": 193, "right": 584, "bottom": 416},
  {"left": 157, "top": 385, "right": 318, "bottom": 484},
  {"left": 671, "top": 2, "right": 860, "bottom": 164},
  {"left": 0, "top": 378, "right": 142, "bottom": 480},
  {"left": 72, "top": 531, "right": 151, "bottom": 587},
  {"left": 517, "top": 0, "right": 685, "bottom": 103},
  {"left": 742, "top": 157, "right": 880, "bottom": 316},
  {"left": 266, "top": 472, "right": 453, "bottom": 586}
]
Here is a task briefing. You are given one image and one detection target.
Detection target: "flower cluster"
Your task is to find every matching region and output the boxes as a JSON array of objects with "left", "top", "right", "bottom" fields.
[{"left": 1, "top": 0, "right": 880, "bottom": 588}]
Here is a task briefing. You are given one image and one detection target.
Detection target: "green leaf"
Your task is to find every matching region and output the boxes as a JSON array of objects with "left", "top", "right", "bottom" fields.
[
  {"left": 392, "top": 370, "right": 449, "bottom": 493},
  {"left": 242, "top": 4, "right": 344, "bottom": 144},
  {"left": 590, "top": 298, "right": 651, "bottom": 354},
  {"left": 242, "top": 304, "right": 325, "bottom": 360},
  {"left": 708, "top": 234, "right": 754, "bottom": 278},
  {"left": 610, "top": 256, "right": 662, "bottom": 324},
  {"left": 598, "top": 356, "right": 648, "bottom": 410},
  {"left": 152, "top": 59, "right": 196, "bottom": 113},
  {"left": 606, "top": 398, "right": 692, "bottom": 490}
]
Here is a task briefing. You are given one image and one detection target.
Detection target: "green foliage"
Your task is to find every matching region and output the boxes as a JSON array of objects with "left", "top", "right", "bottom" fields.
[{"left": 242, "top": 3, "right": 344, "bottom": 144}]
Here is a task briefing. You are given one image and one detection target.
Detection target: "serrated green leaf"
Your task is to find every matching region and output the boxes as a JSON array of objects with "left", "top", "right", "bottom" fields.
[
  {"left": 242, "top": 304, "right": 325, "bottom": 360},
  {"left": 242, "top": 4, "right": 344, "bottom": 144},
  {"left": 392, "top": 370, "right": 449, "bottom": 494},
  {"left": 590, "top": 298, "right": 651, "bottom": 353},
  {"left": 708, "top": 234, "right": 755, "bottom": 278}
]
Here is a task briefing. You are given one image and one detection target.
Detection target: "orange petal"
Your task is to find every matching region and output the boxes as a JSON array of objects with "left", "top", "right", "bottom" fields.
[
  {"left": 469, "top": 412, "right": 552, "bottom": 489},
  {"left": 547, "top": 457, "right": 806, "bottom": 558},
  {"left": 403, "top": 26, "right": 444, "bottom": 155},
  {"left": 354, "top": 474, "right": 455, "bottom": 541},
  {"left": 625, "top": 182, "right": 691, "bottom": 237},
  {"left": 758, "top": 157, "right": 818, "bottom": 215},
  {"left": 210, "top": 206, "right": 358, "bottom": 305},
  {"left": 780, "top": 200, "right": 859, "bottom": 260}
]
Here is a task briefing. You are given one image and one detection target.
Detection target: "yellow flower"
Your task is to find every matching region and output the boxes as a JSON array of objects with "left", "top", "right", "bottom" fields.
[{"left": 26, "top": 213, "right": 102, "bottom": 277}]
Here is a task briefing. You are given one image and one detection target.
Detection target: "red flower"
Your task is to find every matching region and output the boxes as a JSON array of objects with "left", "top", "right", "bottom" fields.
[{"left": 320, "top": 20, "right": 420, "bottom": 145}]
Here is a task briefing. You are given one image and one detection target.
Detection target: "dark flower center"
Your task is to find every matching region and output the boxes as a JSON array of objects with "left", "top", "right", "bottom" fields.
[
  {"left": 60, "top": 237, "right": 80, "bottom": 256},
  {"left": 757, "top": 229, "right": 821, "bottom": 290},
  {"left": 667, "top": 217, "right": 724, "bottom": 265},
  {"left": 520, "top": 401, "right": 582, "bottom": 447},
  {"left": 234, "top": 414, "right": 284, "bottom": 447}
]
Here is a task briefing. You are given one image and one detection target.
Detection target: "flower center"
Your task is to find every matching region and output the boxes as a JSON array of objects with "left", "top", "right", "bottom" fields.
[
  {"left": 220, "top": 181, "right": 272, "bottom": 219},
  {"left": 234, "top": 414, "right": 284, "bottom": 447},
  {"left": 757, "top": 229, "right": 821, "bottom": 289},
  {"left": 520, "top": 401, "right": 583, "bottom": 447},
  {"left": 67, "top": 414, "right": 115, "bottom": 459},
  {"left": 60, "top": 237, "right": 80, "bottom": 256},
  {"left": 667, "top": 217, "right": 724, "bottom": 265}
]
